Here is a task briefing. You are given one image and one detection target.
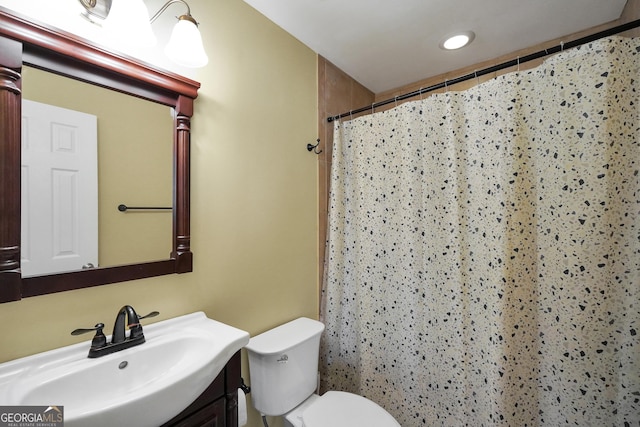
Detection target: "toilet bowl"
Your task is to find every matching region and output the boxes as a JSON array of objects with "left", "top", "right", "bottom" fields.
[
  {"left": 284, "top": 391, "right": 399, "bottom": 427},
  {"left": 245, "top": 317, "right": 400, "bottom": 427}
]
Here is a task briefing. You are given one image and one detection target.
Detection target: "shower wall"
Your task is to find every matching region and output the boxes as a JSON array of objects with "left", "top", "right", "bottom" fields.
[{"left": 317, "top": 56, "right": 374, "bottom": 305}]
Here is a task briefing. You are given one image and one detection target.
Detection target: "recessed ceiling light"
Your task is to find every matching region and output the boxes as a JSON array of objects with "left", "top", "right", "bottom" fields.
[{"left": 440, "top": 31, "right": 475, "bottom": 50}]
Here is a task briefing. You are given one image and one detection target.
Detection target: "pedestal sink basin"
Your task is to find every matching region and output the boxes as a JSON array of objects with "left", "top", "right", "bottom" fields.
[{"left": 0, "top": 312, "right": 250, "bottom": 427}]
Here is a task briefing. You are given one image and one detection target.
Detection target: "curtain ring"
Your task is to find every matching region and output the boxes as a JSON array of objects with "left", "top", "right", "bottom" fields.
[
  {"left": 444, "top": 79, "right": 448, "bottom": 92},
  {"left": 395, "top": 96, "right": 398, "bottom": 108},
  {"left": 474, "top": 70, "right": 479, "bottom": 85},
  {"left": 517, "top": 56, "right": 520, "bottom": 73},
  {"left": 419, "top": 88, "right": 424, "bottom": 101},
  {"left": 560, "top": 41, "right": 564, "bottom": 51},
  {"left": 350, "top": 110, "right": 353, "bottom": 121},
  {"left": 371, "top": 103, "right": 375, "bottom": 114}
]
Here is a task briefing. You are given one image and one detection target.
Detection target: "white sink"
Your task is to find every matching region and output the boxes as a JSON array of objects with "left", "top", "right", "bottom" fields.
[{"left": 0, "top": 312, "right": 249, "bottom": 427}]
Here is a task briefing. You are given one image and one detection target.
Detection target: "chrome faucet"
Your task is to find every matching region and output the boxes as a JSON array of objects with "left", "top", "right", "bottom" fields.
[{"left": 72, "top": 306, "right": 159, "bottom": 358}]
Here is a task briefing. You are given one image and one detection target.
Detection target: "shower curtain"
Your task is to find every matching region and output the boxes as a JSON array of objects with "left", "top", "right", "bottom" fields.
[{"left": 321, "top": 36, "right": 639, "bottom": 426}]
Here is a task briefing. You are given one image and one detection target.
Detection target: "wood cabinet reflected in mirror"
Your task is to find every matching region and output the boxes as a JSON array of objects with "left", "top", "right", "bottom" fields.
[{"left": 0, "top": 7, "right": 200, "bottom": 302}]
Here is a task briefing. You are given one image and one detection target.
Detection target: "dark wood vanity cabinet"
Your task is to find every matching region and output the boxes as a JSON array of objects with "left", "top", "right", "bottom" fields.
[{"left": 161, "top": 351, "right": 242, "bottom": 427}]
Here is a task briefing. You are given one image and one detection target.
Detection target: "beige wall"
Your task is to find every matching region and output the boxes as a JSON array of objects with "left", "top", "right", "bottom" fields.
[
  {"left": 1, "top": 1, "right": 318, "bottom": 426},
  {"left": 317, "top": 57, "right": 374, "bottom": 295}
]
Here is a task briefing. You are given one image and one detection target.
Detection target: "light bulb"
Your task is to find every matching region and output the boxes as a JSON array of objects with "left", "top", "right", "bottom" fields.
[{"left": 440, "top": 31, "right": 475, "bottom": 51}]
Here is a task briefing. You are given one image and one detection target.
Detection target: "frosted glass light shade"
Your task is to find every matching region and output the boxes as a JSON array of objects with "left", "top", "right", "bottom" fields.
[
  {"left": 103, "top": 0, "right": 156, "bottom": 47},
  {"left": 164, "top": 16, "right": 209, "bottom": 68}
]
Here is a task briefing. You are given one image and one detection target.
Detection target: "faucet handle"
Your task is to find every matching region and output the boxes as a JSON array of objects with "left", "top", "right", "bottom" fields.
[
  {"left": 127, "top": 311, "right": 158, "bottom": 329},
  {"left": 71, "top": 323, "right": 107, "bottom": 350},
  {"left": 138, "top": 311, "right": 160, "bottom": 321},
  {"left": 71, "top": 322, "right": 105, "bottom": 336},
  {"left": 128, "top": 311, "right": 159, "bottom": 340}
]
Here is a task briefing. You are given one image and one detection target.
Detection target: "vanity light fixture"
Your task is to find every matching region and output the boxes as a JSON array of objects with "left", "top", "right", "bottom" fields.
[
  {"left": 440, "top": 31, "right": 475, "bottom": 50},
  {"left": 78, "top": 0, "right": 209, "bottom": 68}
]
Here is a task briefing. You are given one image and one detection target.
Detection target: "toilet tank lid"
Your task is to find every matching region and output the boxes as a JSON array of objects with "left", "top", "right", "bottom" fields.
[{"left": 245, "top": 317, "right": 325, "bottom": 355}]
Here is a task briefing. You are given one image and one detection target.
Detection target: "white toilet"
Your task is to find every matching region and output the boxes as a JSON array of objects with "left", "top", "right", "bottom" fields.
[{"left": 245, "top": 317, "right": 400, "bottom": 427}]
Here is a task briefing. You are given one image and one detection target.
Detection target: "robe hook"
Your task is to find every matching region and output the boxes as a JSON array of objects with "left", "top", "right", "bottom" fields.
[{"left": 307, "top": 138, "right": 322, "bottom": 154}]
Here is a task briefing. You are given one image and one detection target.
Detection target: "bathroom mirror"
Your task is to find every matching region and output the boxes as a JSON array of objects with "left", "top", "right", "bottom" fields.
[
  {"left": 21, "top": 65, "right": 174, "bottom": 276},
  {"left": 0, "top": 7, "right": 200, "bottom": 302}
]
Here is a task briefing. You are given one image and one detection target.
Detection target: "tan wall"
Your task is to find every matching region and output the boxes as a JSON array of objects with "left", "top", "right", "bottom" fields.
[
  {"left": 317, "top": 57, "right": 375, "bottom": 295},
  {"left": 620, "top": 0, "right": 640, "bottom": 34},
  {"left": 1, "top": 1, "right": 318, "bottom": 426}
]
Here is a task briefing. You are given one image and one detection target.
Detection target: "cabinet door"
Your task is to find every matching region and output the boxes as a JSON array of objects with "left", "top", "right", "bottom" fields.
[{"left": 171, "top": 397, "right": 226, "bottom": 427}]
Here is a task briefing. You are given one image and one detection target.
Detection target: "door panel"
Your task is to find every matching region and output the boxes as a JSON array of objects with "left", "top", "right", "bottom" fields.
[{"left": 21, "top": 99, "right": 98, "bottom": 276}]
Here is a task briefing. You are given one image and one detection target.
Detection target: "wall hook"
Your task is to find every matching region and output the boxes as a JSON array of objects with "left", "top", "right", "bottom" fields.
[{"left": 307, "top": 138, "right": 322, "bottom": 154}]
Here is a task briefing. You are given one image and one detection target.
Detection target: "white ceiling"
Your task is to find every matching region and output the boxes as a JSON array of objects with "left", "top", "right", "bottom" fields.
[{"left": 242, "top": 0, "right": 628, "bottom": 93}]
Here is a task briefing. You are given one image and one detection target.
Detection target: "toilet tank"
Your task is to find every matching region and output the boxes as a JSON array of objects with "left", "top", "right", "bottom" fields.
[{"left": 245, "top": 317, "right": 325, "bottom": 416}]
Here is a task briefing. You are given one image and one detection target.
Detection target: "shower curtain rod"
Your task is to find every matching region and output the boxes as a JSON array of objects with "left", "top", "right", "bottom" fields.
[{"left": 327, "top": 18, "right": 640, "bottom": 123}]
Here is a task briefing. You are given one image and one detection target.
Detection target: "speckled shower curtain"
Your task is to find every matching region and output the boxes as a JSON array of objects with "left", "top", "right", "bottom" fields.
[{"left": 320, "top": 36, "right": 640, "bottom": 426}]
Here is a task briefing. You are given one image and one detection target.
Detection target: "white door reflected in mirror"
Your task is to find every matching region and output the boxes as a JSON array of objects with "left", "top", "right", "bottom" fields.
[{"left": 21, "top": 99, "right": 98, "bottom": 277}]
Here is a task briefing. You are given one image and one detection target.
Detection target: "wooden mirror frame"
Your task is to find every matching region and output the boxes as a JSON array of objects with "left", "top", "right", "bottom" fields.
[{"left": 0, "top": 7, "right": 200, "bottom": 303}]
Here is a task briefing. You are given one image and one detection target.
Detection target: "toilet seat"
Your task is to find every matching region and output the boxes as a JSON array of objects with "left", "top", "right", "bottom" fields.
[{"left": 302, "top": 391, "right": 400, "bottom": 427}]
